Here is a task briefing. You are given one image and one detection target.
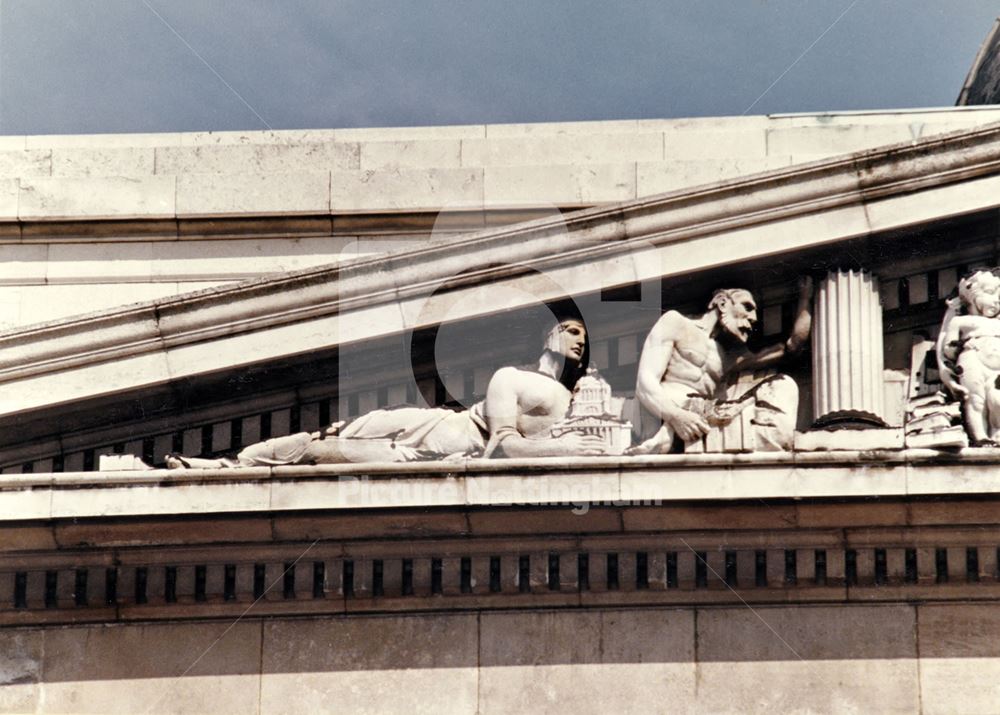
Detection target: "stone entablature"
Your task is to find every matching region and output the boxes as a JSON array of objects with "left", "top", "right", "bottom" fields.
[
  {"left": 2, "top": 457, "right": 1000, "bottom": 712},
  {"left": 3, "top": 451, "right": 1000, "bottom": 520},
  {"left": 4, "top": 524, "right": 998, "bottom": 628},
  {"left": 3, "top": 454, "right": 1000, "bottom": 630}
]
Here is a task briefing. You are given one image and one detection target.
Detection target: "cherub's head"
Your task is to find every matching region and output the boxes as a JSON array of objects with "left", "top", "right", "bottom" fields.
[
  {"left": 708, "top": 288, "right": 758, "bottom": 343},
  {"left": 959, "top": 270, "right": 1000, "bottom": 318}
]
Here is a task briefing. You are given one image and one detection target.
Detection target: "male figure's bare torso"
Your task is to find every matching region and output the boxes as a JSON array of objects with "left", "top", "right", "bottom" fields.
[
  {"left": 483, "top": 317, "right": 606, "bottom": 457},
  {"left": 164, "top": 315, "right": 606, "bottom": 468},
  {"left": 490, "top": 367, "right": 573, "bottom": 438},
  {"left": 633, "top": 281, "right": 812, "bottom": 453},
  {"left": 657, "top": 311, "right": 727, "bottom": 399}
]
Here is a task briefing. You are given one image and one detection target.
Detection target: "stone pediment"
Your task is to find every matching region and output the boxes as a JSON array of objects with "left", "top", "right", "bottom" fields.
[
  {"left": 4, "top": 120, "right": 1000, "bottom": 426},
  {"left": 10, "top": 107, "right": 1000, "bottom": 714}
]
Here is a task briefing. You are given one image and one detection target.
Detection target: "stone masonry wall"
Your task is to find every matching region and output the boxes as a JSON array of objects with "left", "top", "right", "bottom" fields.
[{"left": 0, "top": 603, "right": 994, "bottom": 714}]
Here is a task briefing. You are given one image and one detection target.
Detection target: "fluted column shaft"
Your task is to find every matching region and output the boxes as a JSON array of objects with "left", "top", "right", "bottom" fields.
[{"left": 812, "top": 270, "right": 885, "bottom": 423}]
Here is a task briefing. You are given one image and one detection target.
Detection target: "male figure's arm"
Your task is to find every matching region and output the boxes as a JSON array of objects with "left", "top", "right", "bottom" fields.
[
  {"left": 635, "top": 311, "right": 710, "bottom": 443},
  {"left": 728, "top": 276, "right": 813, "bottom": 375},
  {"left": 484, "top": 367, "right": 606, "bottom": 457}
]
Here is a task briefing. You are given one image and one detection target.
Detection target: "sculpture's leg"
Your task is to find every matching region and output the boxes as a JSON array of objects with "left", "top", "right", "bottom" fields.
[
  {"left": 751, "top": 375, "right": 798, "bottom": 451},
  {"left": 626, "top": 423, "right": 677, "bottom": 455},
  {"left": 300, "top": 437, "right": 415, "bottom": 464},
  {"left": 957, "top": 360, "right": 993, "bottom": 446},
  {"left": 964, "top": 394, "right": 992, "bottom": 445},
  {"left": 985, "top": 377, "right": 1000, "bottom": 443},
  {"left": 165, "top": 454, "right": 235, "bottom": 469},
  {"left": 236, "top": 432, "right": 316, "bottom": 466}
]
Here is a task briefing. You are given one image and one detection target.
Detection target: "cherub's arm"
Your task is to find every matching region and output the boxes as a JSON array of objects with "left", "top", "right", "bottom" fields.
[
  {"left": 635, "top": 312, "right": 709, "bottom": 442},
  {"left": 483, "top": 367, "right": 604, "bottom": 458},
  {"left": 730, "top": 276, "right": 813, "bottom": 374},
  {"left": 936, "top": 300, "right": 966, "bottom": 397}
]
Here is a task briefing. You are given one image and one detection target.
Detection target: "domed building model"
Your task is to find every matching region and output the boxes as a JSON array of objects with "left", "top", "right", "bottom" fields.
[{"left": 549, "top": 368, "right": 633, "bottom": 455}]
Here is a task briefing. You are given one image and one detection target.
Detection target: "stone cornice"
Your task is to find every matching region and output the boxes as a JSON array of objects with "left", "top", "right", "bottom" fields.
[
  {"left": 2, "top": 450, "right": 1000, "bottom": 521},
  {"left": 3, "top": 487, "right": 1000, "bottom": 628},
  {"left": 4, "top": 450, "right": 1000, "bottom": 629},
  {"left": 4, "top": 121, "right": 1000, "bottom": 416}
]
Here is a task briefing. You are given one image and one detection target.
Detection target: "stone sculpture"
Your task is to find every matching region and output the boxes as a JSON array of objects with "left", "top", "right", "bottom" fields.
[
  {"left": 936, "top": 269, "right": 1000, "bottom": 446},
  {"left": 629, "top": 278, "right": 812, "bottom": 454},
  {"left": 546, "top": 368, "right": 633, "bottom": 455},
  {"left": 165, "top": 313, "right": 609, "bottom": 467},
  {"left": 810, "top": 270, "right": 887, "bottom": 428},
  {"left": 481, "top": 316, "right": 609, "bottom": 458}
]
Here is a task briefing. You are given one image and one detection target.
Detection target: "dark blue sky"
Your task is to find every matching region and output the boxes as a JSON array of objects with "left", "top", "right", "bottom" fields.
[{"left": 1, "top": 1, "right": 996, "bottom": 135}]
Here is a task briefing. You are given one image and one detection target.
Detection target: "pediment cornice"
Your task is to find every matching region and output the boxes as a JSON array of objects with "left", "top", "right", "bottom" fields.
[{"left": 4, "top": 121, "right": 1000, "bottom": 417}]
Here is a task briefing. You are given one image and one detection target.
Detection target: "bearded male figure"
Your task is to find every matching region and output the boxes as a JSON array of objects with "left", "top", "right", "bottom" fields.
[{"left": 630, "top": 278, "right": 812, "bottom": 454}]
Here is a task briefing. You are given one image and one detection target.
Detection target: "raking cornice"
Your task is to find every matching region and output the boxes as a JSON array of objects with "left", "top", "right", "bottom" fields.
[{"left": 3, "top": 120, "right": 1000, "bottom": 418}]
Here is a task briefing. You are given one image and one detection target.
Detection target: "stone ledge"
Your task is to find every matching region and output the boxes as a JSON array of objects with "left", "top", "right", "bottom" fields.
[
  {"left": 793, "top": 427, "right": 905, "bottom": 451},
  {"left": 2, "top": 449, "right": 1000, "bottom": 521}
]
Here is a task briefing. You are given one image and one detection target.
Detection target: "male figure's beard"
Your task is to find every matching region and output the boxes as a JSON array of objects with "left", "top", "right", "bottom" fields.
[{"left": 718, "top": 312, "right": 750, "bottom": 346}]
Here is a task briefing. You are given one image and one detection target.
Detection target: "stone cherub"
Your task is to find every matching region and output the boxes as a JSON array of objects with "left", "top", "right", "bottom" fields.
[
  {"left": 629, "top": 277, "right": 813, "bottom": 454},
  {"left": 936, "top": 269, "right": 1000, "bottom": 446}
]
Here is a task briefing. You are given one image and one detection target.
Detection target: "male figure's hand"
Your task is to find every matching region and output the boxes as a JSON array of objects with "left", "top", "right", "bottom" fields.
[
  {"left": 667, "top": 409, "right": 710, "bottom": 443},
  {"left": 553, "top": 432, "right": 608, "bottom": 456}
]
